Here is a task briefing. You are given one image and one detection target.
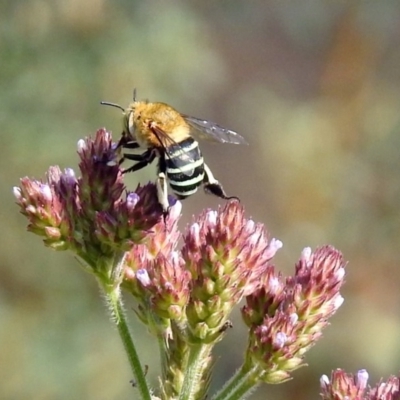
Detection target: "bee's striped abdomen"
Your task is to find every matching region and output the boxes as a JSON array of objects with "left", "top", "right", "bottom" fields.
[{"left": 163, "top": 137, "right": 205, "bottom": 198}]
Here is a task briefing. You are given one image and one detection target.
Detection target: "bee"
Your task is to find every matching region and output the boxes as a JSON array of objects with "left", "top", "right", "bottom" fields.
[{"left": 101, "top": 89, "right": 247, "bottom": 214}]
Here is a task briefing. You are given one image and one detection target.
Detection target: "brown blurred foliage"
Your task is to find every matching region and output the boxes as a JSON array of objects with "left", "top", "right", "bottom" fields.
[{"left": 2, "top": 1, "right": 400, "bottom": 399}]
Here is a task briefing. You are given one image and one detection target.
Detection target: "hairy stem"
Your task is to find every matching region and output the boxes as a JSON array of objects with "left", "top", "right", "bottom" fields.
[
  {"left": 211, "top": 364, "right": 260, "bottom": 400},
  {"left": 103, "top": 283, "right": 152, "bottom": 400}
]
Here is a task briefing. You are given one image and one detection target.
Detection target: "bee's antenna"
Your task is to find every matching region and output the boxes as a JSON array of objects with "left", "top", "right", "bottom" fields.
[
  {"left": 133, "top": 88, "right": 137, "bottom": 102},
  {"left": 100, "top": 101, "right": 125, "bottom": 112}
]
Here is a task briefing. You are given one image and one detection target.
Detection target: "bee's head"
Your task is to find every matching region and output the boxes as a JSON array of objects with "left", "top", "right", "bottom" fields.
[
  {"left": 100, "top": 100, "right": 136, "bottom": 140},
  {"left": 100, "top": 89, "right": 139, "bottom": 141}
]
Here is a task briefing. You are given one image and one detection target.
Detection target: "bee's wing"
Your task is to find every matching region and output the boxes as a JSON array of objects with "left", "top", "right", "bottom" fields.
[
  {"left": 150, "top": 124, "right": 197, "bottom": 177},
  {"left": 183, "top": 115, "right": 248, "bottom": 145}
]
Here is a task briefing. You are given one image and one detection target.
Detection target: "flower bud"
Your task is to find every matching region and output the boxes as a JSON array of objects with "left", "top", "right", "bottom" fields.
[{"left": 242, "top": 246, "right": 346, "bottom": 384}]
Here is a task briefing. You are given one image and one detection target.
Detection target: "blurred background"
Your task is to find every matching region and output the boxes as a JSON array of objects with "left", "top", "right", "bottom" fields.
[{"left": 2, "top": 1, "right": 400, "bottom": 399}]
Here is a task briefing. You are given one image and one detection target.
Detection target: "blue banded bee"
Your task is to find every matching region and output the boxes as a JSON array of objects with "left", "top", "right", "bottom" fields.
[{"left": 101, "top": 90, "right": 247, "bottom": 214}]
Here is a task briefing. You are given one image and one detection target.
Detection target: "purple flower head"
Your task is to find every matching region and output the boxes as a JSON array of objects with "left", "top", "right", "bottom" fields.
[
  {"left": 15, "top": 129, "right": 164, "bottom": 268},
  {"left": 320, "top": 369, "right": 400, "bottom": 400},
  {"left": 182, "top": 201, "right": 282, "bottom": 342},
  {"left": 242, "top": 246, "right": 346, "bottom": 384}
]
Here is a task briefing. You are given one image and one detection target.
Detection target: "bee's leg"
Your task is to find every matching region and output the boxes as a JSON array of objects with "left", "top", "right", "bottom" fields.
[
  {"left": 203, "top": 164, "right": 239, "bottom": 201},
  {"left": 122, "top": 149, "right": 156, "bottom": 174},
  {"left": 107, "top": 138, "right": 140, "bottom": 166},
  {"left": 156, "top": 172, "right": 170, "bottom": 220},
  {"left": 122, "top": 141, "right": 140, "bottom": 149},
  {"left": 115, "top": 133, "right": 140, "bottom": 150}
]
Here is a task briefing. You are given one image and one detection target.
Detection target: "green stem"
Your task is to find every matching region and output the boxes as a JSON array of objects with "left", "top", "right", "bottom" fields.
[
  {"left": 103, "top": 284, "right": 152, "bottom": 400},
  {"left": 179, "top": 344, "right": 212, "bottom": 400},
  {"left": 211, "top": 364, "right": 260, "bottom": 400},
  {"left": 157, "top": 334, "right": 168, "bottom": 380}
]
